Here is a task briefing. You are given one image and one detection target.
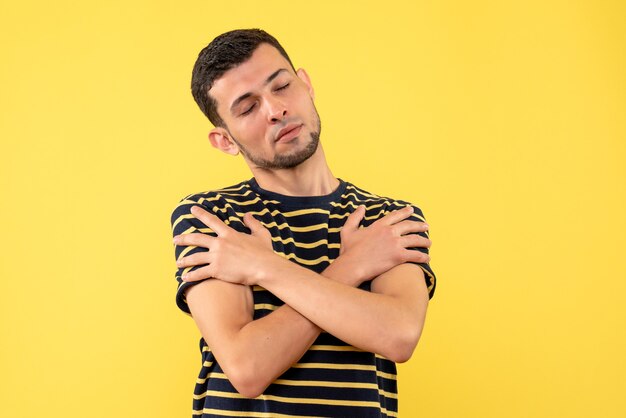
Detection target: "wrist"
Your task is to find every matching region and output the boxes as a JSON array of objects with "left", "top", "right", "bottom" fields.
[
  {"left": 255, "top": 252, "right": 294, "bottom": 287},
  {"left": 325, "top": 253, "right": 365, "bottom": 287}
]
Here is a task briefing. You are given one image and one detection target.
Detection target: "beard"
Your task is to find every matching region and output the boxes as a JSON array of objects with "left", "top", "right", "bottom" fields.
[
  {"left": 231, "top": 107, "right": 322, "bottom": 170},
  {"left": 238, "top": 130, "right": 320, "bottom": 170}
]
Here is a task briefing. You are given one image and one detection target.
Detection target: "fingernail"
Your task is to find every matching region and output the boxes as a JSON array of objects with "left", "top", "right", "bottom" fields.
[
  {"left": 424, "top": 223, "right": 429, "bottom": 228},
  {"left": 173, "top": 236, "right": 179, "bottom": 244},
  {"left": 182, "top": 274, "right": 188, "bottom": 281}
]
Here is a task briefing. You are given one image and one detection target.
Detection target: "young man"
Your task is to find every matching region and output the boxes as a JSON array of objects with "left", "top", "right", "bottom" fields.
[{"left": 171, "top": 29, "right": 436, "bottom": 417}]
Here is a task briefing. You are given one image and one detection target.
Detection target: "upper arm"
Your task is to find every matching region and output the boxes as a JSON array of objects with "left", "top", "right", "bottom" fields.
[
  {"left": 371, "top": 263, "right": 428, "bottom": 298},
  {"left": 185, "top": 279, "right": 254, "bottom": 358},
  {"left": 171, "top": 199, "right": 215, "bottom": 314},
  {"left": 368, "top": 263, "right": 430, "bottom": 361},
  {"left": 371, "top": 263, "right": 429, "bottom": 326},
  {"left": 404, "top": 203, "right": 437, "bottom": 299},
  {"left": 171, "top": 196, "right": 255, "bottom": 352},
  {"left": 171, "top": 197, "right": 251, "bottom": 313}
]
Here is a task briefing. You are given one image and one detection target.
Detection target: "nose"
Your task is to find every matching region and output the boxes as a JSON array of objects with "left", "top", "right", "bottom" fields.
[{"left": 264, "top": 96, "right": 287, "bottom": 123}]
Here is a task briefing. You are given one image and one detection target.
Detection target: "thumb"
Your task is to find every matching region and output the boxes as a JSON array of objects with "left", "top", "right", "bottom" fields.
[
  {"left": 343, "top": 205, "right": 365, "bottom": 232},
  {"left": 243, "top": 212, "right": 265, "bottom": 235}
]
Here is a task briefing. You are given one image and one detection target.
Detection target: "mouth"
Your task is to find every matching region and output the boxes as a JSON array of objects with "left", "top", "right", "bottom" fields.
[{"left": 275, "top": 123, "right": 303, "bottom": 143}]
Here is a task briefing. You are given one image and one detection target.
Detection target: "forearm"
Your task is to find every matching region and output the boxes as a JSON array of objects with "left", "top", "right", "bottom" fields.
[
  {"left": 225, "top": 301, "right": 319, "bottom": 397},
  {"left": 257, "top": 257, "right": 428, "bottom": 363},
  {"left": 204, "top": 256, "right": 364, "bottom": 397}
]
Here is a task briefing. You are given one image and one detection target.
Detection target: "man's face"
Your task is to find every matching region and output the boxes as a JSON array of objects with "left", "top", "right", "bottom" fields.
[{"left": 208, "top": 43, "right": 321, "bottom": 170}]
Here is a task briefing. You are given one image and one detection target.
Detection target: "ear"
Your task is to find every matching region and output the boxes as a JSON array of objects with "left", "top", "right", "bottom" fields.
[
  {"left": 208, "top": 127, "right": 240, "bottom": 156},
  {"left": 296, "top": 68, "right": 315, "bottom": 100}
]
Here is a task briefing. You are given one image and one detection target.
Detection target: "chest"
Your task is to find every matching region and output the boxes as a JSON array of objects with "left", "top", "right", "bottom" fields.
[{"left": 258, "top": 206, "right": 347, "bottom": 273}]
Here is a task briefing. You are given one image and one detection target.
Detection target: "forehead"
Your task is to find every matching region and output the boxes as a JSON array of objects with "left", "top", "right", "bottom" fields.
[{"left": 209, "top": 43, "right": 293, "bottom": 108}]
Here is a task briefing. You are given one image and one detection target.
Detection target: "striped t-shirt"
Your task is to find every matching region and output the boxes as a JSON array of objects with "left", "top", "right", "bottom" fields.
[{"left": 171, "top": 178, "right": 436, "bottom": 417}]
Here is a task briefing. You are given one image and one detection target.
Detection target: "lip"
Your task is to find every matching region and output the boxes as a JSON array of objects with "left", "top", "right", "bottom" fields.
[{"left": 275, "top": 124, "right": 303, "bottom": 143}]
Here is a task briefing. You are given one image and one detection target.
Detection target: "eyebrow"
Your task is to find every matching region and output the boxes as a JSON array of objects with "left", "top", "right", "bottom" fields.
[{"left": 229, "top": 68, "right": 288, "bottom": 113}]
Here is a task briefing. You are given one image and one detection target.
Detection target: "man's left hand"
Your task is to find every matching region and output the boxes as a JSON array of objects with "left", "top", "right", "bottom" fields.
[{"left": 173, "top": 205, "right": 275, "bottom": 285}]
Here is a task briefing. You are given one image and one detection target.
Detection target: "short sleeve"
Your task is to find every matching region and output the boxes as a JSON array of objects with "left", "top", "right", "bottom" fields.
[
  {"left": 407, "top": 205, "right": 437, "bottom": 300},
  {"left": 170, "top": 198, "right": 217, "bottom": 315}
]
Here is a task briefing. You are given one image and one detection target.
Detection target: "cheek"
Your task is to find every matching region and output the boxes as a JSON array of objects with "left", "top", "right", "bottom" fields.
[
  {"left": 293, "top": 88, "right": 314, "bottom": 108},
  {"left": 297, "top": 97, "right": 317, "bottom": 121},
  {"left": 231, "top": 113, "right": 259, "bottom": 132},
  {"left": 235, "top": 118, "right": 268, "bottom": 144}
]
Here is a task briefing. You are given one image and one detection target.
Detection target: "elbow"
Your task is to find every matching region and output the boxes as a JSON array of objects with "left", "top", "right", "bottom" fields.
[
  {"left": 225, "top": 364, "right": 271, "bottom": 399},
  {"left": 233, "top": 382, "right": 266, "bottom": 399},
  {"left": 387, "top": 343, "right": 416, "bottom": 364},
  {"left": 384, "top": 302, "right": 429, "bottom": 363},
  {"left": 384, "top": 327, "right": 423, "bottom": 364}
]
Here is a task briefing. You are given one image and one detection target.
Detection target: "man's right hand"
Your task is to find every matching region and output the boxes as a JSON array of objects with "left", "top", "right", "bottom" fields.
[{"left": 338, "top": 205, "right": 432, "bottom": 286}]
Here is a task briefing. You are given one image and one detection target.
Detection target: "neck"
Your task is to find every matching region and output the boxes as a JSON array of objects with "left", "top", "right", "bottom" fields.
[{"left": 248, "top": 144, "right": 339, "bottom": 196}]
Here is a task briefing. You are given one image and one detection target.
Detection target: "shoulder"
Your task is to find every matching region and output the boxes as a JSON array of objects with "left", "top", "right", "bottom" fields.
[
  {"left": 170, "top": 180, "right": 253, "bottom": 222},
  {"left": 342, "top": 181, "right": 427, "bottom": 223},
  {"left": 170, "top": 180, "right": 261, "bottom": 237}
]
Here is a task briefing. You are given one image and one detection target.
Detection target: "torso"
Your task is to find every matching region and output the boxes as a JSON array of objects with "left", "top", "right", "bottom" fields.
[{"left": 172, "top": 178, "right": 435, "bottom": 417}]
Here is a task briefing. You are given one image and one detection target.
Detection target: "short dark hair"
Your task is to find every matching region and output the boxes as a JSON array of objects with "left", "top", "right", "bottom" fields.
[{"left": 191, "top": 29, "right": 295, "bottom": 127}]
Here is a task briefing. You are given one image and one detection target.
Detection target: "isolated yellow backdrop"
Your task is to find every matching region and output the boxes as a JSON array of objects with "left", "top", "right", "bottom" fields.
[{"left": 1, "top": 1, "right": 624, "bottom": 417}]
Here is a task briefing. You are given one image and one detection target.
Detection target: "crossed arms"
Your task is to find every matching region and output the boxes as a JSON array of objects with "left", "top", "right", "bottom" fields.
[{"left": 173, "top": 204, "right": 432, "bottom": 398}]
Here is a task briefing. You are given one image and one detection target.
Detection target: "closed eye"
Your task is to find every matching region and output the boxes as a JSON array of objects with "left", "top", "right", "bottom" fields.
[
  {"left": 276, "top": 83, "right": 290, "bottom": 91},
  {"left": 240, "top": 103, "right": 256, "bottom": 116}
]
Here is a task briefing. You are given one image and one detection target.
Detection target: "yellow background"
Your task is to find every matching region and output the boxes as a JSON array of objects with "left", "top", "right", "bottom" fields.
[{"left": 1, "top": 1, "right": 624, "bottom": 417}]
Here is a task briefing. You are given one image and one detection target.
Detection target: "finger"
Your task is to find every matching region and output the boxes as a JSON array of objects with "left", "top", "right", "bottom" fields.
[
  {"left": 173, "top": 233, "right": 215, "bottom": 248},
  {"left": 377, "top": 206, "right": 414, "bottom": 226},
  {"left": 190, "top": 205, "right": 231, "bottom": 236},
  {"left": 400, "top": 234, "right": 432, "bottom": 249},
  {"left": 394, "top": 220, "right": 430, "bottom": 236},
  {"left": 244, "top": 213, "right": 272, "bottom": 242},
  {"left": 176, "top": 251, "right": 211, "bottom": 269},
  {"left": 243, "top": 212, "right": 266, "bottom": 236},
  {"left": 403, "top": 249, "right": 431, "bottom": 264},
  {"left": 181, "top": 264, "right": 214, "bottom": 282},
  {"left": 343, "top": 205, "right": 365, "bottom": 232}
]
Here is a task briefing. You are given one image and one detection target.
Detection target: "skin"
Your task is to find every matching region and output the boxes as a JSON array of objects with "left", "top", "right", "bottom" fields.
[{"left": 175, "top": 43, "right": 432, "bottom": 398}]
